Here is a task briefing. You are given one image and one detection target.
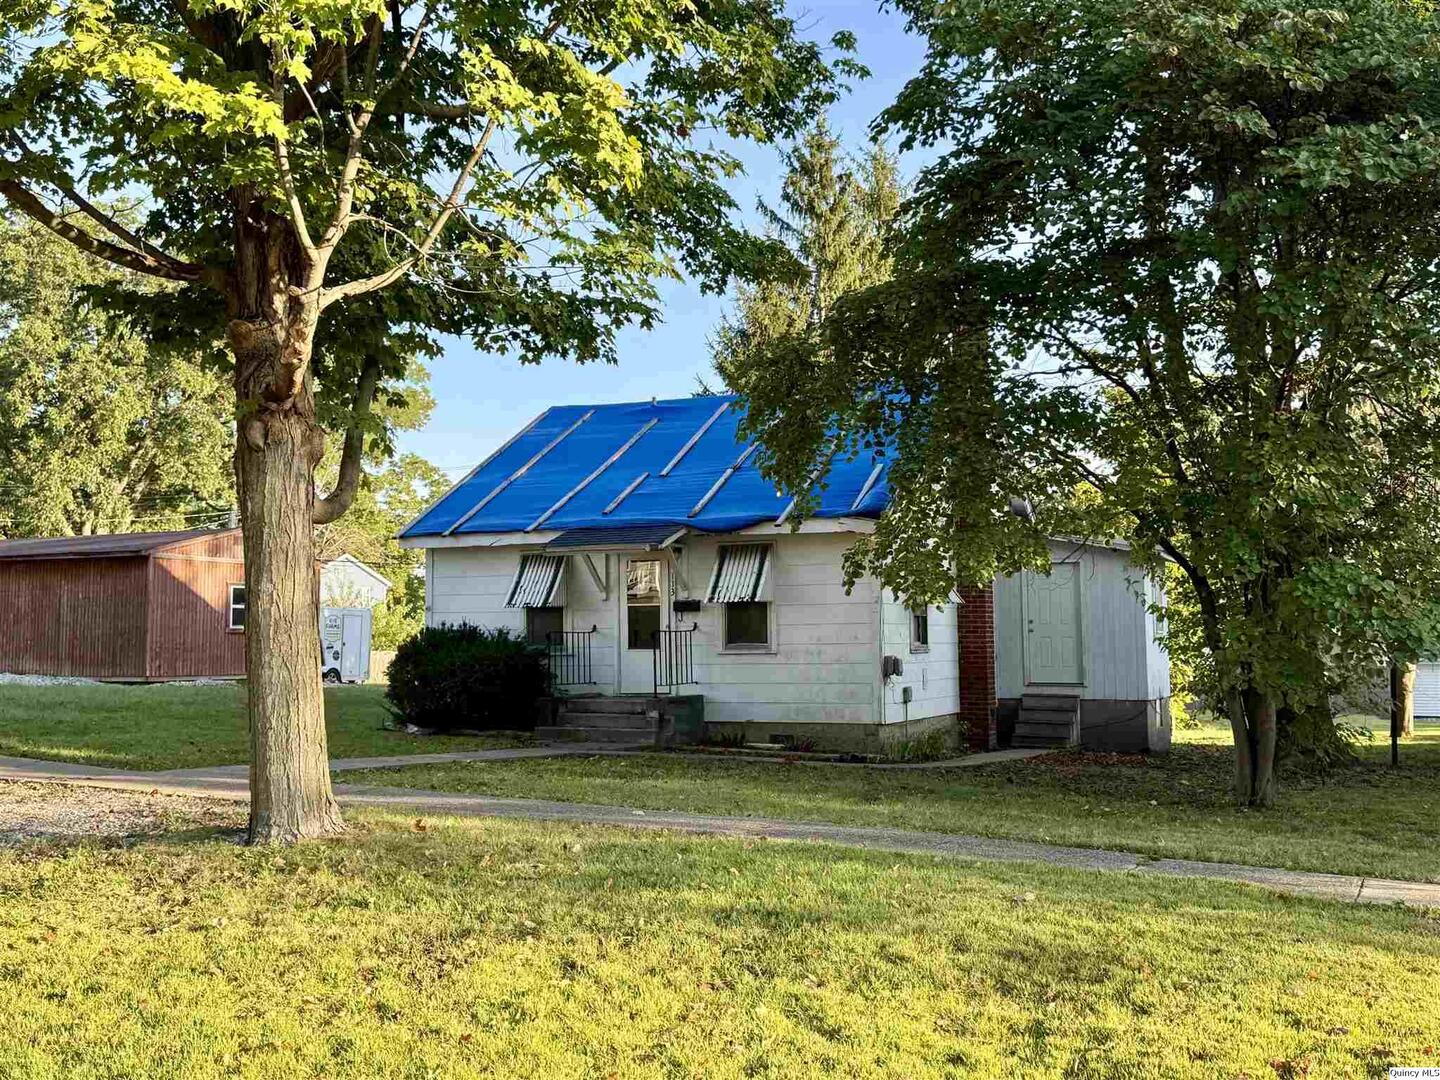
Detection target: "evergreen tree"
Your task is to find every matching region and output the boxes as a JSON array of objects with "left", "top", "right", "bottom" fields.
[{"left": 712, "top": 121, "right": 900, "bottom": 388}]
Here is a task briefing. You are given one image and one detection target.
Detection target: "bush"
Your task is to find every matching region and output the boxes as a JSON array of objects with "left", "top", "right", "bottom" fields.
[{"left": 386, "top": 624, "right": 549, "bottom": 732}]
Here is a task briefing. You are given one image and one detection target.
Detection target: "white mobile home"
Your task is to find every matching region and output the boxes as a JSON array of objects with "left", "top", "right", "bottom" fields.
[{"left": 400, "top": 395, "right": 1171, "bottom": 753}]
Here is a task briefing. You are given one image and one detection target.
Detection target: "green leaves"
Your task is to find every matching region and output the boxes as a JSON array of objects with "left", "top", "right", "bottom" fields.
[{"left": 731, "top": 0, "right": 1440, "bottom": 734}]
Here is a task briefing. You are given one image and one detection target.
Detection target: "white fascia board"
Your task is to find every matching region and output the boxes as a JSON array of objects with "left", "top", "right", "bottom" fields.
[{"left": 397, "top": 530, "right": 563, "bottom": 550}]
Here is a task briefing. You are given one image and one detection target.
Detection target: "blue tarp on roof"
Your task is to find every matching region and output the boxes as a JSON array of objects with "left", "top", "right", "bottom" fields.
[{"left": 403, "top": 395, "right": 892, "bottom": 539}]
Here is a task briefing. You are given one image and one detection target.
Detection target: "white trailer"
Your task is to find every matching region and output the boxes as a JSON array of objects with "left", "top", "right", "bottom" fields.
[{"left": 320, "top": 606, "right": 373, "bottom": 684}]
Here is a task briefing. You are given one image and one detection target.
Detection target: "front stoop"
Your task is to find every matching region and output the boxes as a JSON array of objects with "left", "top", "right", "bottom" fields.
[
  {"left": 538, "top": 694, "right": 704, "bottom": 748},
  {"left": 1014, "top": 694, "right": 1080, "bottom": 748}
]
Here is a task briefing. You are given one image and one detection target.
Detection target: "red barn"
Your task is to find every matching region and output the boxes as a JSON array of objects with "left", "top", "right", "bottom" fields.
[{"left": 0, "top": 528, "right": 248, "bottom": 680}]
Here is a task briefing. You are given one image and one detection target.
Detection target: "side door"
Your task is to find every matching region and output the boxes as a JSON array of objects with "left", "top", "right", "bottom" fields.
[{"left": 1023, "top": 562, "right": 1084, "bottom": 686}]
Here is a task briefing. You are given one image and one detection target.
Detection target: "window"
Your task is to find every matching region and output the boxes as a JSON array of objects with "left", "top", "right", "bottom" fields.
[
  {"left": 526, "top": 606, "right": 564, "bottom": 647},
  {"left": 910, "top": 608, "right": 930, "bottom": 652},
  {"left": 724, "top": 601, "right": 770, "bottom": 648},
  {"left": 626, "top": 558, "right": 662, "bottom": 650},
  {"left": 228, "top": 584, "right": 246, "bottom": 631}
]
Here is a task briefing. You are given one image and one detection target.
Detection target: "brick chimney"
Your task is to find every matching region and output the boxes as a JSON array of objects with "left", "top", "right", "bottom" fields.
[{"left": 957, "top": 584, "right": 997, "bottom": 751}]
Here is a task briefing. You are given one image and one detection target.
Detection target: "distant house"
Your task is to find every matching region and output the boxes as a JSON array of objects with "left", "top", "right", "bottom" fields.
[
  {"left": 400, "top": 395, "right": 1172, "bottom": 754},
  {"left": 321, "top": 553, "right": 392, "bottom": 608},
  {"left": 0, "top": 529, "right": 390, "bottom": 682},
  {"left": 0, "top": 529, "right": 248, "bottom": 681}
]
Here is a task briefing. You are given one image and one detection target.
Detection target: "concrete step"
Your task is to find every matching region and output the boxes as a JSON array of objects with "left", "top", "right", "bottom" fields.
[
  {"left": 558, "top": 696, "right": 652, "bottom": 716},
  {"left": 1021, "top": 694, "right": 1081, "bottom": 711},
  {"left": 555, "top": 711, "right": 659, "bottom": 731},
  {"left": 1014, "top": 715, "right": 1078, "bottom": 748},
  {"left": 536, "top": 725, "right": 655, "bottom": 745}
]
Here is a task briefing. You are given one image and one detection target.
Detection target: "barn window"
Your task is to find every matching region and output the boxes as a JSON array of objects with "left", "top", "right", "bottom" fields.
[
  {"left": 910, "top": 608, "right": 930, "bottom": 652},
  {"left": 228, "top": 584, "right": 246, "bottom": 631}
]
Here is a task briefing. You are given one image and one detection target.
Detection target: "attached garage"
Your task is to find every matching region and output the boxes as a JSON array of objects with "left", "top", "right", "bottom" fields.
[{"left": 0, "top": 529, "right": 247, "bottom": 680}]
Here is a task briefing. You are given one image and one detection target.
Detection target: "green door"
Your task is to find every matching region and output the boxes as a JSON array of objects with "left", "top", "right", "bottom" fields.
[{"left": 1023, "top": 563, "right": 1083, "bottom": 685}]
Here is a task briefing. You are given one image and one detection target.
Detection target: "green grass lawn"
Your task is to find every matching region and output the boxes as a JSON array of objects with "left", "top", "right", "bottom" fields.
[
  {"left": 1, "top": 808, "right": 1436, "bottom": 1079},
  {"left": 0, "top": 682, "right": 530, "bottom": 770},
  {"left": 343, "top": 725, "right": 1440, "bottom": 883}
]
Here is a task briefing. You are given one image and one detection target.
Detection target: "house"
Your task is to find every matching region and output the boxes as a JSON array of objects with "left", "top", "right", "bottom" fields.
[
  {"left": 0, "top": 528, "right": 248, "bottom": 680},
  {"left": 0, "top": 528, "right": 392, "bottom": 682},
  {"left": 321, "top": 553, "right": 393, "bottom": 608},
  {"left": 399, "top": 395, "right": 1172, "bottom": 753}
]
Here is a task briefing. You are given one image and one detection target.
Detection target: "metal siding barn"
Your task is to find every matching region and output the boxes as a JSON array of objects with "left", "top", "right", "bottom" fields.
[{"left": 0, "top": 529, "right": 247, "bottom": 680}]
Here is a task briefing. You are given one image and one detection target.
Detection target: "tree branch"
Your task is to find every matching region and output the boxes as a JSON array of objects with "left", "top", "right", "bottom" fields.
[
  {"left": 319, "top": 118, "right": 496, "bottom": 307},
  {"left": 0, "top": 179, "right": 216, "bottom": 285},
  {"left": 313, "top": 360, "right": 381, "bottom": 524}
]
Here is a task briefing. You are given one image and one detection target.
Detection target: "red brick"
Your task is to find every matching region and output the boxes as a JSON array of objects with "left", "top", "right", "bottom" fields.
[{"left": 956, "top": 585, "right": 997, "bottom": 751}]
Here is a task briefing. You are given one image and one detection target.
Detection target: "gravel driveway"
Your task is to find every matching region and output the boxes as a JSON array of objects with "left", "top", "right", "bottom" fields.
[{"left": 0, "top": 781, "right": 245, "bottom": 845}]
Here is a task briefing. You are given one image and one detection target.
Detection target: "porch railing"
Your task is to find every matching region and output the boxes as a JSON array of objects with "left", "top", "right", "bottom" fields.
[
  {"left": 652, "top": 622, "right": 699, "bottom": 696},
  {"left": 546, "top": 625, "right": 597, "bottom": 688}
]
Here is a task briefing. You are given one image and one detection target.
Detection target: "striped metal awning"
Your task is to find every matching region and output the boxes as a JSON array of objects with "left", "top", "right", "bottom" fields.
[
  {"left": 506, "top": 554, "right": 565, "bottom": 608},
  {"left": 706, "top": 544, "right": 769, "bottom": 603}
]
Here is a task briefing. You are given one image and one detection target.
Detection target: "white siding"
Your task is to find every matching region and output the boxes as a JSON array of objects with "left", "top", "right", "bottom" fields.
[
  {"left": 879, "top": 591, "right": 960, "bottom": 726},
  {"left": 429, "top": 545, "right": 620, "bottom": 692},
  {"left": 678, "top": 532, "right": 881, "bottom": 725},
  {"left": 426, "top": 532, "right": 886, "bottom": 724},
  {"left": 1416, "top": 663, "right": 1440, "bottom": 718},
  {"left": 995, "top": 541, "right": 1169, "bottom": 701}
]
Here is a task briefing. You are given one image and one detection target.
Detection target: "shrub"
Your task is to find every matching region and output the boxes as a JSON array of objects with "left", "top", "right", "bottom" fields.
[{"left": 386, "top": 624, "right": 549, "bottom": 732}]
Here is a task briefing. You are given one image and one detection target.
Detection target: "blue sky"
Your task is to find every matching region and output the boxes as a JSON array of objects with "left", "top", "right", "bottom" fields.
[{"left": 398, "top": 0, "right": 929, "bottom": 477}]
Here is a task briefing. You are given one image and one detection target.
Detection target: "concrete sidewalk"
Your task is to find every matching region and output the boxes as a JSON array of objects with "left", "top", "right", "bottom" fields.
[{"left": 0, "top": 752, "right": 1436, "bottom": 909}]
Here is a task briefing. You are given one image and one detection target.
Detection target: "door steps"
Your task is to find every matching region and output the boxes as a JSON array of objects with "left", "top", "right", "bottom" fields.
[
  {"left": 1013, "top": 694, "right": 1080, "bottom": 748},
  {"left": 540, "top": 695, "right": 660, "bottom": 746}
]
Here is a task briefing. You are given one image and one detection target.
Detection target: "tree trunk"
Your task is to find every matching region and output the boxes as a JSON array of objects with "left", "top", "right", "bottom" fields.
[
  {"left": 1224, "top": 689, "right": 1253, "bottom": 804},
  {"left": 229, "top": 205, "right": 343, "bottom": 844},
  {"left": 1396, "top": 662, "right": 1415, "bottom": 737},
  {"left": 1227, "top": 687, "right": 1278, "bottom": 806},
  {"left": 1251, "top": 692, "right": 1277, "bottom": 808}
]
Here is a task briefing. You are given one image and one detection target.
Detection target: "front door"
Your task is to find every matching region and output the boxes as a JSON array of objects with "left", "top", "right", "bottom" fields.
[
  {"left": 619, "top": 556, "right": 667, "bottom": 693},
  {"left": 1023, "top": 562, "right": 1083, "bottom": 685}
]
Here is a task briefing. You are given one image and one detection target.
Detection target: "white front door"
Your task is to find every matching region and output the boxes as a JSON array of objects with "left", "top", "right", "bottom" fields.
[
  {"left": 619, "top": 555, "right": 668, "bottom": 693},
  {"left": 1024, "top": 563, "right": 1083, "bottom": 685}
]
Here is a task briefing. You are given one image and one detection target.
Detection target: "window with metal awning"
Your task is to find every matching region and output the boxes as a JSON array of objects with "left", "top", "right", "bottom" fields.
[
  {"left": 706, "top": 544, "right": 770, "bottom": 603},
  {"left": 505, "top": 554, "right": 565, "bottom": 608}
]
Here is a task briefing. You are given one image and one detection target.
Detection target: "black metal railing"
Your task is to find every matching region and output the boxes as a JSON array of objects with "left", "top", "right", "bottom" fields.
[
  {"left": 652, "top": 622, "right": 698, "bottom": 695},
  {"left": 546, "top": 625, "right": 597, "bottom": 688}
]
